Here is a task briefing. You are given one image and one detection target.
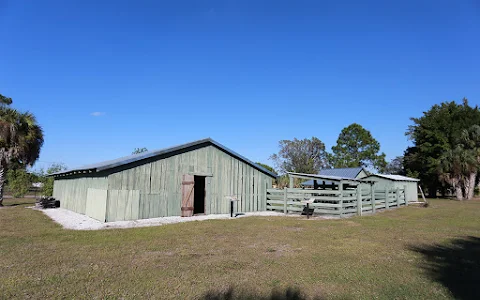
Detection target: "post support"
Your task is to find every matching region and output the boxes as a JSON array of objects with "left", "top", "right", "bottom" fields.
[
  {"left": 339, "top": 180, "right": 344, "bottom": 218},
  {"left": 289, "top": 176, "right": 294, "bottom": 188},
  {"left": 356, "top": 185, "right": 362, "bottom": 216},
  {"left": 396, "top": 187, "right": 400, "bottom": 207},
  {"left": 283, "top": 187, "right": 287, "bottom": 215},
  {"left": 385, "top": 188, "right": 389, "bottom": 210},
  {"left": 371, "top": 184, "right": 376, "bottom": 214},
  {"left": 404, "top": 185, "right": 408, "bottom": 206}
]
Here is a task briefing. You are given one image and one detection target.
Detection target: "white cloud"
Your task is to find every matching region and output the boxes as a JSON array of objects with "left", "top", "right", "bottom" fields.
[{"left": 90, "top": 112, "right": 105, "bottom": 117}]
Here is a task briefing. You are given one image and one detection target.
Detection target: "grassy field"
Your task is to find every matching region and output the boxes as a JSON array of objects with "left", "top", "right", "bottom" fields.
[{"left": 1, "top": 198, "right": 479, "bottom": 299}]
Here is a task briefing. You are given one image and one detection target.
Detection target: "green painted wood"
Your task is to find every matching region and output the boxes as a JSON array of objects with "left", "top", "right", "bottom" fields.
[
  {"left": 53, "top": 176, "right": 108, "bottom": 215},
  {"left": 130, "top": 190, "right": 140, "bottom": 219},
  {"left": 245, "top": 164, "right": 250, "bottom": 212},
  {"left": 117, "top": 190, "right": 128, "bottom": 221},
  {"left": 55, "top": 144, "right": 274, "bottom": 220},
  {"left": 396, "top": 187, "right": 400, "bottom": 207},
  {"left": 385, "top": 188, "right": 389, "bottom": 209},
  {"left": 106, "top": 189, "right": 141, "bottom": 221},
  {"left": 286, "top": 189, "right": 341, "bottom": 195},
  {"left": 356, "top": 186, "right": 362, "bottom": 216},
  {"left": 85, "top": 188, "right": 108, "bottom": 222},
  {"left": 250, "top": 167, "right": 255, "bottom": 212},
  {"left": 371, "top": 184, "right": 376, "bottom": 213},
  {"left": 267, "top": 200, "right": 285, "bottom": 205},
  {"left": 240, "top": 160, "right": 245, "bottom": 211},
  {"left": 287, "top": 206, "right": 304, "bottom": 212},
  {"left": 404, "top": 185, "right": 408, "bottom": 206},
  {"left": 339, "top": 180, "right": 344, "bottom": 217},
  {"left": 106, "top": 190, "right": 118, "bottom": 221}
]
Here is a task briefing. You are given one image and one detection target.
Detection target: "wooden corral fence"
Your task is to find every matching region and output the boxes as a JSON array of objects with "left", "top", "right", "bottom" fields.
[{"left": 266, "top": 184, "right": 407, "bottom": 217}]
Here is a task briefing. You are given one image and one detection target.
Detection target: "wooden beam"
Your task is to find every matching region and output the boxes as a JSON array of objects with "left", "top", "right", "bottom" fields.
[
  {"left": 339, "top": 180, "right": 344, "bottom": 218},
  {"left": 356, "top": 185, "right": 362, "bottom": 216},
  {"left": 385, "top": 188, "right": 389, "bottom": 210},
  {"left": 371, "top": 184, "right": 376, "bottom": 213},
  {"left": 396, "top": 187, "right": 400, "bottom": 207}
]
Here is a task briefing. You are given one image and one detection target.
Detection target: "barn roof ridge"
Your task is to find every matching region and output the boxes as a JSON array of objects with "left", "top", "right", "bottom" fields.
[{"left": 51, "top": 138, "right": 277, "bottom": 178}]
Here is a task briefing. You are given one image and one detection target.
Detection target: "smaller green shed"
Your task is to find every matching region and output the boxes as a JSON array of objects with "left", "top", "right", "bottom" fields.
[{"left": 362, "top": 174, "right": 419, "bottom": 203}]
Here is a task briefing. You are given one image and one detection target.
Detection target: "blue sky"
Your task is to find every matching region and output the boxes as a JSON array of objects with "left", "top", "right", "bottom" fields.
[{"left": 1, "top": 0, "right": 479, "bottom": 171}]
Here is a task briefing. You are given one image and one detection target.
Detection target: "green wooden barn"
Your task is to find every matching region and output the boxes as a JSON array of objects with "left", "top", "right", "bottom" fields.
[{"left": 52, "top": 138, "right": 276, "bottom": 222}]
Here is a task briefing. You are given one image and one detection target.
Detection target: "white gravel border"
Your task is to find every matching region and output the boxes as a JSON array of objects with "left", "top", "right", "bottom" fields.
[{"left": 35, "top": 207, "right": 290, "bottom": 230}]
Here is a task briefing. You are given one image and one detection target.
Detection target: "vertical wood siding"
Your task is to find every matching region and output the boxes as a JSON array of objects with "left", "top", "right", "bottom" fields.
[
  {"left": 85, "top": 188, "right": 108, "bottom": 222},
  {"left": 106, "top": 145, "right": 273, "bottom": 218},
  {"left": 53, "top": 145, "right": 274, "bottom": 221},
  {"left": 363, "top": 177, "right": 418, "bottom": 203},
  {"left": 53, "top": 177, "right": 108, "bottom": 214}
]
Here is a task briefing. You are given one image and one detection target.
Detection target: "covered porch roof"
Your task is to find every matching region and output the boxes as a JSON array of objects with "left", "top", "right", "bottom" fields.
[{"left": 286, "top": 172, "right": 373, "bottom": 186}]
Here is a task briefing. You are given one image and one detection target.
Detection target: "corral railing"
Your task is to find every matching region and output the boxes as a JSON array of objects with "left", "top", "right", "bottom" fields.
[{"left": 266, "top": 185, "right": 407, "bottom": 217}]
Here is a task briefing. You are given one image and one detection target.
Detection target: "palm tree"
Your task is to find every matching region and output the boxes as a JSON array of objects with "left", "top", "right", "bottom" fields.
[
  {"left": 461, "top": 125, "right": 480, "bottom": 199},
  {"left": 438, "top": 146, "right": 477, "bottom": 200},
  {"left": 0, "top": 94, "right": 44, "bottom": 206}
]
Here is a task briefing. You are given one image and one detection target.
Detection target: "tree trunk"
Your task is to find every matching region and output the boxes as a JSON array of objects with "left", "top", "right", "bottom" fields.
[
  {"left": 0, "top": 165, "right": 4, "bottom": 206},
  {"left": 465, "top": 172, "right": 477, "bottom": 200},
  {"left": 455, "top": 184, "right": 464, "bottom": 200}
]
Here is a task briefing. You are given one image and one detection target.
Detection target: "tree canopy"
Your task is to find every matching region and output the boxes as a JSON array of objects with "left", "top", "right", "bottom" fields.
[
  {"left": 406, "top": 99, "right": 480, "bottom": 199},
  {"left": 270, "top": 137, "right": 329, "bottom": 174},
  {"left": 255, "top": 162, "right": 277, "bottom": 175},
  {"left": 0, "top": 93, "right": 44, "bottom": 205},
  {"left": 385, "top": 156, "right": 405, "bottom": 175},
  {"left": 330, "top": 123, "right": 386, "bottom": 172},
  {"left": 40, "top": 163, "right": 68, "bottom": 197}
]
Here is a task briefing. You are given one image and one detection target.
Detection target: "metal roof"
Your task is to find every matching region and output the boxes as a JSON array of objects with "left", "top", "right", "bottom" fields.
[
  {"left": 52, "top": 138, "right": 277, "bottom": 178},
  {"left": 363, "top": 174, "right": 420, "bottom": 182},
  {"left": 287, "top": 172, "right": 361, "bottom": 184},
  {"left": 319, "top": 167, "right": 364, "bottom": 178},
  {"left": 302, "top": 167, "right": 365, "bottom": 186}
]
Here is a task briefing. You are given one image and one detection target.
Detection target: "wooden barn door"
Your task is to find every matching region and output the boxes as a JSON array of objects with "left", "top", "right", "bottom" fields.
[{"left": 181, "top": 174, "right": 195, "bottom": 217}]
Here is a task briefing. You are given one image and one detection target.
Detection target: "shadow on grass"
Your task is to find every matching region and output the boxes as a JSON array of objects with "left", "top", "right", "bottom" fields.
[
  {"left": 409, "top": 236, "right": 480, "bottom": 300},
  {"left": 199, "top": 286, "right": 323, "bottom": 300}
]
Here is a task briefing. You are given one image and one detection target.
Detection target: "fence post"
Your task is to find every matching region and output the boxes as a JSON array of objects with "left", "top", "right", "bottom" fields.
[
  {"left": 396, "top": 187, "right": 400, "bottom": 207},
  {"left": 385, "top": 188, "right": 389, "bottom": 210},
  {"left": 404, "top": 185, "right": 408, "bottom": 206},
  {"left": 371, "top": 184, "right": 376, "bottom": 214},
  {"left": 283, "top": 187, "right": 287, "bottom": 215},
  {"left": 339, "top": 180, "right": 344, "bottom": 218},
  {"left": 356, "top": 185, "right": 362, "bottom": 216}
]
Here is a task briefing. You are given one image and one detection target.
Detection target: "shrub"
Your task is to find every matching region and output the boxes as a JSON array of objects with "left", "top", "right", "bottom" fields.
[{"left": 6, "top": 169, "right": 31, "bottom": 198}]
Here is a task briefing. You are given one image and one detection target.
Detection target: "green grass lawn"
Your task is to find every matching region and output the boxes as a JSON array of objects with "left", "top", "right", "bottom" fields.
[{"left": 1, "top": 198, "right": 479, "bottom": 299}]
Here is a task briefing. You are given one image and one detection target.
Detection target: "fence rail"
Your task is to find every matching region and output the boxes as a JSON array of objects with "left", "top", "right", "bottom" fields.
[{"left": 266, "top": 184, "right": 407, "bottom": 217}]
